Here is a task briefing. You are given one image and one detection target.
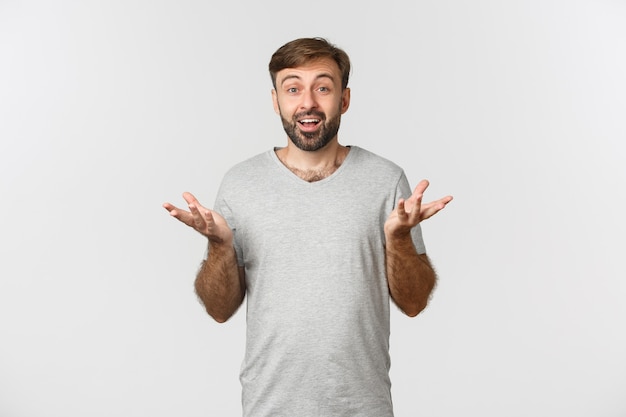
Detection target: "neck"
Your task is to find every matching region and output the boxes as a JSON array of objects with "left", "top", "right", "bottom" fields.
[{"left": 276, "top": 139, "right": 349, "bottom": 182}]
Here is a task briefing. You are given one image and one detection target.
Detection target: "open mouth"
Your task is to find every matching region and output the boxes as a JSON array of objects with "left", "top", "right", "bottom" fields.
[{"left": 297, "top": 116, "right": 322, "bottom": 132}]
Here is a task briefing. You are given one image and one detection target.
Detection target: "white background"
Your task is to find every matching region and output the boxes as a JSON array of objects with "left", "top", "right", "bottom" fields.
[{"left": 1, "top": 1, "right": 625, "bottom": 416}]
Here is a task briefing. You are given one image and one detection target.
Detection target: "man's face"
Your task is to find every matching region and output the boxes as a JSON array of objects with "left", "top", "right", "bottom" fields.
[{"left": 272, "top": 58, "right": 350, "bottom": 151}]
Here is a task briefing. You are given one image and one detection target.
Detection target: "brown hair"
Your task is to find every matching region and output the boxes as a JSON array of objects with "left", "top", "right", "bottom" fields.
[{"left": 268, "top": 37, "right": 351, "bottom": 90}]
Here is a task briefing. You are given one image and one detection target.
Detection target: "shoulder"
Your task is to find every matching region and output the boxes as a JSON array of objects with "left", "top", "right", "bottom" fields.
[
  {"left": 219, "top": 150, "right": 274, "bottom": 185},
  {"left": 225, "top": 150, "right": 273, "bottom": 175},
  {"left": 215, "top": 150, "right": 281, "bottom": 203},
  {"left": 348, "top": 146, "right": 405, "bottom": 178}
]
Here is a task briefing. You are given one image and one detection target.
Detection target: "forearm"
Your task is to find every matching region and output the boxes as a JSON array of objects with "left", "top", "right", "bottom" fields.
[
  {"left": 194, "top": 242, "right": 245, "bottom": 323},
  {"left": 385, "top": 235, "right": 437, "bottom": 317}
]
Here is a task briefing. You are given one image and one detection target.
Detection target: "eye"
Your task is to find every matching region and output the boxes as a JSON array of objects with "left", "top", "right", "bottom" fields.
[
  {"left": 318, "top": 86, "right": 329, "bottom": 93},
  {"left": 287, "top": 87, "right": 298, "bottom": 93}
]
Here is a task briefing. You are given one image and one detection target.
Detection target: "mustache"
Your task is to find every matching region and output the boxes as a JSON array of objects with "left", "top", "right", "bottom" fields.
[{"left": 294, "top": 110, "right": 326, "bottom": 120}]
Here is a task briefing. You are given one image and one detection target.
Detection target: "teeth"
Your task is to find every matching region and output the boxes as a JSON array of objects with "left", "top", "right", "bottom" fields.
[{"left": 300, "top": 119, "right": 319, "bottom": 123}]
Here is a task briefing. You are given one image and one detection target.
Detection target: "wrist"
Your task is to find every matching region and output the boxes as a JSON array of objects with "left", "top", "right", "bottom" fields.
[
  {"left": 208, "top": 238, "right": 234, "bottom": 252},
  {"left": 384, "top": 225, "right": 412, "bottom": 241}
]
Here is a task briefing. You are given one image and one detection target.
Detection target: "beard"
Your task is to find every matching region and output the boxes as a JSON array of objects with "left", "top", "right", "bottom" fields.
[{"left": 280, "top": 108, "right": 342, "bottom": 152}]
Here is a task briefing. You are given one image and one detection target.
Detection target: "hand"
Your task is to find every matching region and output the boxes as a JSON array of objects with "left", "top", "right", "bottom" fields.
[
  {"left": 163, "top": 192, "right": 233, "bottom": 245},
  {"left": 384, "top": 180, "right": 453, "bottom": 238}
]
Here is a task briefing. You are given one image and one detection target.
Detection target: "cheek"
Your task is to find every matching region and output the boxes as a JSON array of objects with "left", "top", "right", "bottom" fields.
[{"left": 275, "top": 96, "right": 297, "bottom": 114}]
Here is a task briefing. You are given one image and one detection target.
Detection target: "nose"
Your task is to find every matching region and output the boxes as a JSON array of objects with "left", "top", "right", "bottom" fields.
[{"left": 300, "top": 89, "right": 318, "bottom": 110}]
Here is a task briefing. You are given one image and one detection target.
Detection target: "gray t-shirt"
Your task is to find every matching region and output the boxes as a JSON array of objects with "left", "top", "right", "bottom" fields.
[{"left": 213, "top": 146, "right": 425, "bottom": 417}]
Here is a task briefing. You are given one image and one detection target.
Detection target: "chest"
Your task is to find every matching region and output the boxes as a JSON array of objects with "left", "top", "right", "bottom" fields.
[{"left": 235, "top": 185, "right": 390, "bottom": 256}]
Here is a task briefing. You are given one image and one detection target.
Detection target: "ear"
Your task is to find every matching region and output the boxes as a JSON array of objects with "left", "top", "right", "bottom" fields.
[
  {"left": 271, "top": 89, "right": 280, "bottom": 115},
  {"left": 340, "top": 87, "right": 351, "bottom": 114}
]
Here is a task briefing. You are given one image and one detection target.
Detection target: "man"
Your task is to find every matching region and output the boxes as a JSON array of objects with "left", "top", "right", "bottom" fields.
[{"left": 163, "top": 37, "right": 452, "bottom": 417}]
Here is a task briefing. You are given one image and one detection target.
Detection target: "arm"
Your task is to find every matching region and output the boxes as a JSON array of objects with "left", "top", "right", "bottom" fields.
[
  {"left": 195, "top": 244, "right": 245, "bottom": 323},
  {"left": 385, "top": 236, "right": 436, "bottom": 317},
  {"left": 163, "top": 192, "right": 245, "bottom": 323},
  {"left": 384, "top": 180, "right": 452, "bottom": 317}
]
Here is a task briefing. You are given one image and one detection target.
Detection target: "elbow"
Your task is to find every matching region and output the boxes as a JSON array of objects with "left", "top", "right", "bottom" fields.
[
  {"left": 405, "top": 309, "right": 420, "bottom": 318},
  {"left": 212, "top": 315, "right": 230, "bottom": 324},
  {"left": 206, "top": 307, "right": 235, "bottom": 324},
  {"left": 391, "top": 291, "right": 431, "bottom": 317},
  {"left": 398, "top": 294, "right": 431, "bottom": 317},
  {"left": 403, "top": 302, "right": 427, "bottom": 318}
]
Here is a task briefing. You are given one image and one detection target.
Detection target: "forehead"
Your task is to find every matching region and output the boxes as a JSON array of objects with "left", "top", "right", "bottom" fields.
[{"left": 276, "top": 58, "right": 341, "bottom": 84}]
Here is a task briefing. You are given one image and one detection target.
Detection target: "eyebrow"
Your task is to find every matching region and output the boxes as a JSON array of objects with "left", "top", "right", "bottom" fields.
[{"left": 280, "top": 73, "right": 335, "bottom": 87}]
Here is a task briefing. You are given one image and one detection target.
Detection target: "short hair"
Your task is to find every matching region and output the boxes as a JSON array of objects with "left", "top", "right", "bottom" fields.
[{"left": 268, "top": 37, "right": 351, "bottom": 90}]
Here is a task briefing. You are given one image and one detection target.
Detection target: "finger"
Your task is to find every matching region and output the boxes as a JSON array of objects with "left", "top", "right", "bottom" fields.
[
  {"left": 406, "top": 180, "right": 428, "bottom": 211},
  {"left": 188, "top": 203, "right": 207, "bottom": 231},
  {"left": 182, "top": 191, "right": 200, "bottom": 206},
  {"left": 162, "top": 202, "right": 175, "bottom": 212},
  {"left": 164, "top": 202, "right": 190, "bottom": 220},
  {"left": 204, "top": 209, "right": 216, "bottom": 229},
  {"left": 413, "top": 179, "right": 429, "bottom": 196},
  {"left": 164, "top": 202, "right": 190, "bottom": 214},
  {"left": 420, "top": 196, "right": 453, "bottom": 220},
  {"left": 184, "top": 191, "right": 213, "bottom": 215},
  {"left": 397, "top": 199, "right": 407, "bottom": 218},
  {"left": 166, "top": 210, "right": 195, "bottom": 228}
]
